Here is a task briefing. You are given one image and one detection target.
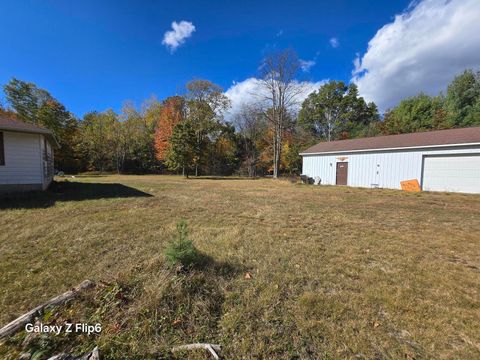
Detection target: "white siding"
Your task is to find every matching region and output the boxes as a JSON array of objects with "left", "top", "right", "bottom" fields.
[
  {"left": 302, "top": 145, "right": 480, "bottom": 192},
  {"left": 0, "top": 131, "right": 43, "bottom": 185}
]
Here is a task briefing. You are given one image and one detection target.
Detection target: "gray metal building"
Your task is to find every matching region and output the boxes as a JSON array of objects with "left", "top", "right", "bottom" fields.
[{"left": 300, "top": 127, "right": 480, "bottom": 194}]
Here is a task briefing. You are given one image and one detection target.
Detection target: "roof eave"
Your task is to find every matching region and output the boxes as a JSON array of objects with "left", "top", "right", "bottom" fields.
[
  {"left": 0, "top": 126, "right": 60, "bottom": 148},
  {"left": 299, "top": 142, "right": 480, "bottom": 156}
]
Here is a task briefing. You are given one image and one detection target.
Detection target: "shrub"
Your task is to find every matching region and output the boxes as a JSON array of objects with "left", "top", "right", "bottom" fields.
[{"left": 164, "top": 219, "right": 202, "bottom": 268}]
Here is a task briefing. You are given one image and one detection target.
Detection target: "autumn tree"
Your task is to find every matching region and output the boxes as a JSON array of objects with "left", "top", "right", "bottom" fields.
[
  {"left": 3, "top": 78, "right": 81, "bottom": 171},
  {"left": 154, "top": 96, "right": 185, "bottom": 161},
  {"left": 234, "top": 105, "right": 267, "bottom": 177},
  {"left": 205, "top": 123, "right": 240, "bottom": 175},
  {"left": 184, "top": 79, "right": 230, "bottom": 176},
  {"left": 4, "top": 78, "right": 71, "bottom": 136},
  {"left": 111, "top": 102, "right": 144, "bottom": 173},
  {"left": 4, "top": 79, "right": 43, "bottom": 124},
  {"left": 281, "top": 128, "right": 306, "bottom": 175},
  {"left": 0, "top": 101, "right": 18, "bottom": 119},
  {"left": 298, "top": 81, "right": 379, "bottom": 141},
  {"left": 79, "top": 110, "right": 117, "bottom": 172},
  {"left": 258, "top": 49, "right": 306, "bottom": 178},
  {"left": 139, "top": 97, "right": 163, "bottom": 172},
  {"left": 165, "top": 120, "right": 196, "bottom": 177}
]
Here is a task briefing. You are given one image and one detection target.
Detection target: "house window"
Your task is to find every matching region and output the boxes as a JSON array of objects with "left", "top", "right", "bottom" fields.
[{"left": 0, "top": 132, "right": 5, "bottom": 166}]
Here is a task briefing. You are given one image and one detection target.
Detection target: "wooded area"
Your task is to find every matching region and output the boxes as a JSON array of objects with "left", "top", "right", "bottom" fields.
[{"left": 1, "top": 49, "right": 479, "bottom": 177}]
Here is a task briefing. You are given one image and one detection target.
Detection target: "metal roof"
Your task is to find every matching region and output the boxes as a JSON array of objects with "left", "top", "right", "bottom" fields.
[
  {"left": 300, "top": 127, "right": 480, "bottom": 155},
  {"left": 0, "top": 115, "right": 60, "bottom": 147}
]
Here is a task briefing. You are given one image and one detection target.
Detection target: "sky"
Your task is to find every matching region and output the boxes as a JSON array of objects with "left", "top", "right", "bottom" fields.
[{"left": 1, "top": 0, "right": 479, "bottom": 117}]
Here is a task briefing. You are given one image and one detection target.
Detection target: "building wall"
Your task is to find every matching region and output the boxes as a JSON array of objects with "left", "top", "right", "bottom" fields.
[
  {"left": 302, "top": 145, "right": 480, "bottom": 190},
  {"left": 0, "top": 131, "right": 43, "bottom": 187}
]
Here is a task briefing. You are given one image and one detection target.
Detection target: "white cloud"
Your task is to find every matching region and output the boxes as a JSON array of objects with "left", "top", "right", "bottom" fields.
[
  {"left": 162, "top": 21, "right": 196, "bottom": 52},
  {"left": 224, "top": 78, "right": 263, "bottom": 119},
  {"left": 299, "top": 59, "right": 316, "bottom": 72},
  {"left": 352, "top": 0, "right": 480, "bottom": 112},
  {"left": 329, "top": 37, "right": 339, "bottom": 48},
  {"left": 224, "top": 77, "right": 326, "bottom": 120}
]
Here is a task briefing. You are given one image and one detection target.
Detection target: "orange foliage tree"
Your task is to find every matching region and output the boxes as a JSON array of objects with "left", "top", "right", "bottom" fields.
[
  {"left": 154, "top": 96, "right": 185, "bottom": 161},
  {"left": 0, "top": 104, "right": 18, "bottom": 119}
]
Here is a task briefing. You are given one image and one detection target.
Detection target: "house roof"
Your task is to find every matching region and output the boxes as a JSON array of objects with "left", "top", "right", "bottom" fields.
[
  {"left": 0, "top": 115, "right": 60, "bottom": 147},
  {"left": 300, "top": 127, "right": 480, "bottom": 155}
]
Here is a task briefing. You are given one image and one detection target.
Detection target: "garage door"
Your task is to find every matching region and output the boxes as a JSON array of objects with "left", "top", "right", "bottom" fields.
[{"left": 422, "top": 155, "right": 480, "bottom": 194}]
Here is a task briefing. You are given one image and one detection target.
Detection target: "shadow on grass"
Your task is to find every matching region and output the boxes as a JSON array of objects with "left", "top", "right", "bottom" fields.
[
  {"left": 188, "top": 176, "right": 259, "bottom": 181},
  {"left": 0, "top": 181, "right": 152, "bottom": 210},
  {"left": 166, "top": 244, "right": 246, "bottom": 280},
  {"left": 190, "top": 252, "right": 247, "bottom": 279}
]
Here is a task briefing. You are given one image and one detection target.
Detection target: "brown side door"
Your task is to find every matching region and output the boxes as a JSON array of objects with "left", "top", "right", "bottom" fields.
[{"left": 336, "top": 162, "right": 348, "bottom": 185}]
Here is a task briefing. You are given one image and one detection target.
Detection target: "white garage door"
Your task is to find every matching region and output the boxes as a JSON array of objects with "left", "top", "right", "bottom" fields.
[{"left": 423, "top": 155, "right": 480, "bottom": 194}]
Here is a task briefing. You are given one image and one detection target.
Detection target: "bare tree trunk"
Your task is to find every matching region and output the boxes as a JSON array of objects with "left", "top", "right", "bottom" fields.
[
  {"left": 272, "top": 129, "right": 278, "bottom": 178},
  {"left": 258, "top": 49, "right": 304, "bottom": 180},
  {"left": 272, "top": 104, "right": 279, "bottom": 179},
  {"left": 273, "top": 125, "right": 278, "bottom": 179},
  {"left": 248, "top": 157, "right": 256, "bottom": 177},
  {"left": 276, "top": 124, "right": 282, "bottom": 177},
  {"left": 234, "top": 105, "right": 263, "bottom": 179},
  {"left": 327, "top": 113, "right": 332, "bottom": 142},
  {"left": 195, "top": 131, "right": 201, "bottom": 177},
  {"left": 273, "top": 122, "right": 282, "bottom": 179}
]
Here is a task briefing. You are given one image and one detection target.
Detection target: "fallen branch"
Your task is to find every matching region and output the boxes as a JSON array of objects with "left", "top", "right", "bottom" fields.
[
  {"left": 172, "top": 343, "right": 221, "bottom": 359},
  {"left": 0, "top": 280, "right": 94, "bottom": 340},
  {"left": 46, "top": 346, "right": 100, "bottom": 360}
]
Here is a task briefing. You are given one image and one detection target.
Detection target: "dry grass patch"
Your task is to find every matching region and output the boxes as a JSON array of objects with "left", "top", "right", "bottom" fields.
[{"left": 0, "top": 175, "right": 479, "bottom": 359}]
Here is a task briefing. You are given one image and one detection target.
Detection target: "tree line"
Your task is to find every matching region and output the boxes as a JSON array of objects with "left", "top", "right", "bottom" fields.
[
  {"left": 382, "top": 69, "right": 480, "bottom": 134},
  {"left": 1, "top": 49, "right": 478, "bottom": 177}
]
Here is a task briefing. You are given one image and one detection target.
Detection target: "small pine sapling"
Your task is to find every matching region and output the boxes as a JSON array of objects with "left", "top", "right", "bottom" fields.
[{"left": 164, "top": 219, "right": 202, "bottom": 268}]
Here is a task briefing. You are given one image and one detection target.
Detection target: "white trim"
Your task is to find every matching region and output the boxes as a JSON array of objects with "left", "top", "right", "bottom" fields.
[{"left": 300, "top": 142, "right": 480, "bottom": 156}]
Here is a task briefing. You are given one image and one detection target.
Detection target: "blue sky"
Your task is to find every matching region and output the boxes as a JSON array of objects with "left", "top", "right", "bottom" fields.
[{"left": 1, "top": 0, "right": 479, "bottom": 116}]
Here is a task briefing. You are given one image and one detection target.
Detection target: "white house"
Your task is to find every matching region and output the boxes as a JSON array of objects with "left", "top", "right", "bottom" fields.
[
  {"left": 300, "top": 127, "right": 480, "bottom": 194},
  {"left": 0, "top": 116, "right": 59, "bottom": 192}
]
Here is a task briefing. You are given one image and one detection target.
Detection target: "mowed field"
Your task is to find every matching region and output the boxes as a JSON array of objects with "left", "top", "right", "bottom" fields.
[{"left": 0, "top": 175, "right": 479, "bottom": 359}]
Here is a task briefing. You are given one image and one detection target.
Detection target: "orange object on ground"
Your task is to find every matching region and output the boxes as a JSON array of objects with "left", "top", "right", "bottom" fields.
[{"left": 400, "top": 179, "right": 421, "bottom": 192}]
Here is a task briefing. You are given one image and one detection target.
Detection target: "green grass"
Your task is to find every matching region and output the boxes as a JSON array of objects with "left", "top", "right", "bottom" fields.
[{"left": 0, "top": 175, "right": 479, "bottom": 359}]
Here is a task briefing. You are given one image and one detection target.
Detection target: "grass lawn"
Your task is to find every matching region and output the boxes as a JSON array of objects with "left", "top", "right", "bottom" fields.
[{"left": 0, "top": 175, "right": 479, "bottom": 359}]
